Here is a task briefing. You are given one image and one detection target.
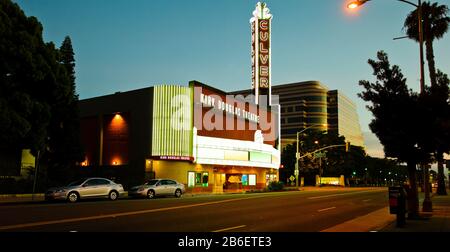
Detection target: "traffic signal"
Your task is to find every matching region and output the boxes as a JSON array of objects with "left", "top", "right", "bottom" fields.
[{"left": 345, "top": 141, "right": 351, "bottom": 152}]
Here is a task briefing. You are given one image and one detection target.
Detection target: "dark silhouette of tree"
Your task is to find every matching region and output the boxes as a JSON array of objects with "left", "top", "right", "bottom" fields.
[
  {"left": 45, "top": 36, "right": 84, "bottom": 186},
  {"left": 0, "top": 0, "right": 52, "bottom": 156},
  {"left": 0, "top": 0, "right": 83, "bottom": 186},
  {"left": 404, "top": 2, "right": 450, "bottom": 195},
  {"left": 280, "top": 130, "right": 366, "bottom": 185},
  {"left": 404, "top": 1, "right": 450, "bottom": 87},
  {"left": 418, "top": 71, "right": 450, "bottom": 195},
  {"left": 358, "top": 51, "right": 431, "bottom": 219}
]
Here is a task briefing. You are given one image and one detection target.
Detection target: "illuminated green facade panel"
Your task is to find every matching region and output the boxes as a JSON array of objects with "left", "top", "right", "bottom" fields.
[
  {"left": 152, "top": 85, "right": 193, "bottom": 157},
  {"left": 250, "top": 151, "right": 272, "bottom": 163}
]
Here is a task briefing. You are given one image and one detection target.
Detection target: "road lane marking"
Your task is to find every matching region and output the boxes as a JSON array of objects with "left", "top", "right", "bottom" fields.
[
  {"left": 0, "top": 189, "right": 385, "bottom": 231},
  {"left": 212, "top": 225, "right": 246, "bottom": 233},
  {"left": 318, "top": 207, "right": 336, "bottom": 212},
  {"left": 308, "top": 190, "right": 384, "bottom": 200},
  {"left": 0, "top": 195, "right": 271, "bottom": 231}
]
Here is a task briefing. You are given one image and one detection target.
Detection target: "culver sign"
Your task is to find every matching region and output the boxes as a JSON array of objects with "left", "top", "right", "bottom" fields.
[
  {"left": 252, "top": 20, "right": 270, "bottom": 89},
  {"left": 251, "top": 2, "right": 272, "bottom": 105}
]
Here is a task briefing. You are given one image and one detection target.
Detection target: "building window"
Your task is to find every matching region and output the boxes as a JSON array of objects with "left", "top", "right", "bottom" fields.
[
  {"left": 306, "top": 107, "right": 327, "bottom": 113},
  {"left": 249, "top": 174, "right": 256, "bottom": 186},
  {"left": 242, "top": 175, "right": 249, "bottom": 186},
  {"left": 287, "top": 107, "right": 293, "bottom": 113},
  {"left": 242, "top": 174, "right": 256, "bottom": 186},
  {"left": 281, "top": 128, "right": 300, "bottom": 135},
  {"left": 287, "top": 117, "right": 302, "bottom": 124},
  {"left": 328, "top": 108, "right": 337, "bottom": 114},
  {"left": 305, "top": 96, "right": 327, "bottom": 102},
  {"left": 191, "top": 172, "right": 209, "bottom": 187},
  {"left": 307, "top": 118, "right": 327, "bottom": 124},
  {"left": 266, "top": 173, "right": 277, "bottom": 186},
  {"left": 188, "top": 172, "right": 195, "bottom": 188},
  {"left": 202, "top": 172, "right": 209, "bottom": 187}
]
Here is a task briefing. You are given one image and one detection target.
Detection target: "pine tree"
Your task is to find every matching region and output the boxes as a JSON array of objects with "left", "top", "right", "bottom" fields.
[{"left": 46, "top": 36, "right": 84, "bottom": 185}]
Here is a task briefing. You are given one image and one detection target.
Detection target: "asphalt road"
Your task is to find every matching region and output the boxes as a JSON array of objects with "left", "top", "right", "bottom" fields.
[{"left": 0, "top": 188, "right": 388, "bottom": 232}]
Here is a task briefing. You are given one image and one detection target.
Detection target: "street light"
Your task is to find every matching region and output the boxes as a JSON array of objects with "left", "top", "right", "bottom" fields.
[
  {"left": 347, "top": 0, "right": 431, "bottom": 212},
  {"left": 347, "top": 0, "right": 425, "bottom": 93},
  {"left": 347, "top": 0, "right": 371, "bottom": 9},
  {"left": 295, "top": 123, "right": 327, "bottom": 187}
]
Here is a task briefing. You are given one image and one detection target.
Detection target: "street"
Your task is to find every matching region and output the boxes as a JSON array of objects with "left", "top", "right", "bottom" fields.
[{"left": 0, "top": 188, "right": 388, "bottom": 232}]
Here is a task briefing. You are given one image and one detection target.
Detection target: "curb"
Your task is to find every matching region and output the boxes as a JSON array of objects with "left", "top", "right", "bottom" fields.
[
  {"left": 0, "top": 194, "right": 44, "bottom": 198},
  {"left": 321, "top": 207, "right": 395, "bottom": 232}
]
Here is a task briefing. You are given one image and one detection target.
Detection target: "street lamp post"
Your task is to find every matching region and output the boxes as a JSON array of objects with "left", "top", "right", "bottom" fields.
[
  {"left": 295, "top": 124, "right": 327, "bottom": 187},
  {"left": 347, "top": 0, "right": 431, "bottom": 212},
  {"left": 32, "top": 150, "right": 40, "bottom": 201}
]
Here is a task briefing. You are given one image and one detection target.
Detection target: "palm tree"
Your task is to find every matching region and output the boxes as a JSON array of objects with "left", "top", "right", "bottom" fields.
[
  {"left": 404, "top": 2, "right": 450, "bottom": 195},
  {"left": 404, "top": 1, "right": 450, "bottom": 87}
]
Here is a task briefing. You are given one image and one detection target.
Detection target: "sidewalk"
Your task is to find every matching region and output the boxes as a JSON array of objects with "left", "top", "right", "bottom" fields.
[
  {"left": 0, "top": 194, "right": 45, "bottom": 204},
  {"left": 321, "top": 190, "right": 450, "bottom": 232},
  {"left": 380, "top": 191, "right": 450, "bottom": 232},
  {"left": 321, "top": 206, "right": 395, "bottom": 232}
]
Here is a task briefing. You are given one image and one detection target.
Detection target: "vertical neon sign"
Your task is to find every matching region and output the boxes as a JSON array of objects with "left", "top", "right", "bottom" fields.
[{"left": 250, "top": 2, "right": 272, "bottom": 106}]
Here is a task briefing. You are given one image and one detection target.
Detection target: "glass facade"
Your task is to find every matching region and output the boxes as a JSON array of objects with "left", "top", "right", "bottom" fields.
[
  {"left": 272, "top": 81, "right": 329, "bottom": 146},
  {"left": 327, "top": 90, "right": 364, "bottom": 147}
]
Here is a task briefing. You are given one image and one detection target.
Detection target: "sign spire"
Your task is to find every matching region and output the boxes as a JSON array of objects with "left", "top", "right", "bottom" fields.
[{"left": 250, "top": 2, "right": 272, "bottom": 107}]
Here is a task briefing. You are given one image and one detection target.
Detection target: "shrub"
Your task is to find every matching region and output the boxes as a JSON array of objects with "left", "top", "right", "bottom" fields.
[{"left": 267, "top": 181, "right": 284, "bottom": 191}]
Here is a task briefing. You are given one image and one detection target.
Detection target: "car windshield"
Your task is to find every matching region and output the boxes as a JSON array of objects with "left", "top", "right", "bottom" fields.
[
  {"left": 144, "top": 180, "right": 159, "bottom": 186},
  {"left": 67, "top": 179, "right": 86, "bottom": 187}
]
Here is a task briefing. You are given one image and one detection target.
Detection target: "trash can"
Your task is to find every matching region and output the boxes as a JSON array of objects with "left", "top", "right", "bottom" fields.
[{"left": 389, "top": 186, "right": 406, "bottom": 227}]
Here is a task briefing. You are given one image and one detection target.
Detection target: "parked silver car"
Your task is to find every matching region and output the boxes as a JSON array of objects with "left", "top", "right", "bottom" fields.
[
  {"left": 45, "top": 178, "right": 125, "bottom": 203},
  {"left": 129, "top": 179, "right": 185, "bottom": 199}
]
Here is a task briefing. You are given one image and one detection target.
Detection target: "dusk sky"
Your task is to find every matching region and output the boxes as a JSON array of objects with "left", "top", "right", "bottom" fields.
[{"left": 14, "top": 0, "right": 450, "bottom": 158}]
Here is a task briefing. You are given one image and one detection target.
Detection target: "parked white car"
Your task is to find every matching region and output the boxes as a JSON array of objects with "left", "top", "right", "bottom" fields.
[
  {"left": 128, "top": 179, "right": 186, "bottom": 199},
  {"left": 45, "top": 178, "right": 125, "bottom": 203}
]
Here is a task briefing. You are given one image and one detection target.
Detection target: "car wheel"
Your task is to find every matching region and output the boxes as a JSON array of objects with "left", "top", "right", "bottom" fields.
[
  {"left": 109, "top": 190, "right": 118, "bottom": 201},
  {"left": 175, "top": 189, "right": 182, "bottom": 198},
  {"left": 147, "top": 190, "right": 155, "bottom": 199},
  {"left": 67, "top": 192, "right": 78, "bottom": 203}
]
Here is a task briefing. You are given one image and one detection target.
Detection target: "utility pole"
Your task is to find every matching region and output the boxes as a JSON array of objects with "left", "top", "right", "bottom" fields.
[
  {"left": 416, "top": 0, "right": 432, "bottom": 212},
  {"left": 295, "top": 132, "right": 300, "bottom": 187},
  {"left": 32, "top": 150, "right": 40, "bottom": 201}
]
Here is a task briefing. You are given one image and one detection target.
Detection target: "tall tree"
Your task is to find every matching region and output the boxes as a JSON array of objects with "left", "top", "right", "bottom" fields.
[
  {"left": 0, "top": 0, "right": 54, "bottom": 158},
  {"left": 45, "top": 36, "right": 84, "bottom": 186},
  {"left": 1, "top": 0, "right": 83, "bottom": 186},
  {"left": 359, "top": 51, "right": 431, "bottom": 218},
  {"left": 418, "top": 71, "right": 450, "bottom": 195},
  {"left": 404, "top": 1, "right": 449, "bottom": 87},
  {"left": 404, "top": 2, "right": 450, "bottom": 195}
]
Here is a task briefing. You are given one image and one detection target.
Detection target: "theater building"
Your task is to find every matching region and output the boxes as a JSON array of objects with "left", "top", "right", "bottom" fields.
[
  {"left": 78, "top": 81, "right": 280, "bottom": 192},
  {"left": 78, "top": 2, "right": 280, "bottom": 193}
]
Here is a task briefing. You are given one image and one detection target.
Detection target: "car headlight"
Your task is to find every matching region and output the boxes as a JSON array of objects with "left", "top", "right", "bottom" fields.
[{"left": 56, "top": 189, "right": 66, "bottom": 193}]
